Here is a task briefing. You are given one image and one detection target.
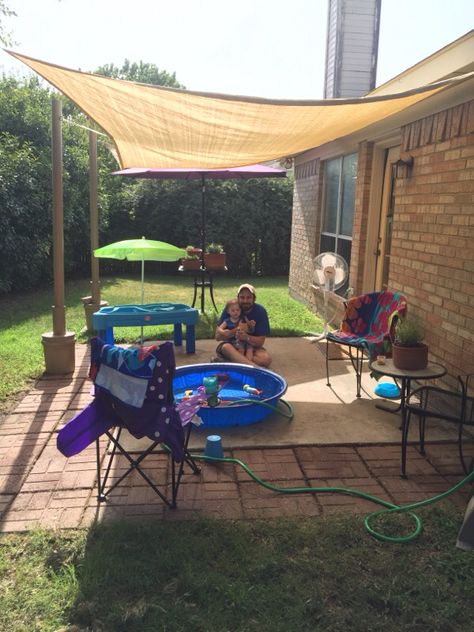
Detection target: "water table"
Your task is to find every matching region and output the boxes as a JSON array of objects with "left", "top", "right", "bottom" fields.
[{"left": 92, "top": 302, "right": 199, "bottom": 353}]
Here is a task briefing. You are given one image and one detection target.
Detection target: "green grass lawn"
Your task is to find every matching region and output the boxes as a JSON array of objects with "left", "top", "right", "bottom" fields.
[
  {"left": 1, "top": 508, "right": 473, "bottom": 632},
  {"left": 2, "top": 276, "right": 472, "bottom": 631},
  {"left": 0, "top": 275, "right": 323, "bottom": 405}
]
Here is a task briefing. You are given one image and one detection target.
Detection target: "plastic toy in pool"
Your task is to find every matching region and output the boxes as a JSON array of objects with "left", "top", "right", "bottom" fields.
[{"left": 173, "top": 363, "right": 288, "bottom": 427}]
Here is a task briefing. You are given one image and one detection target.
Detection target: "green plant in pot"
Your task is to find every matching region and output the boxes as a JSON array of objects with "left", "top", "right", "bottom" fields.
[
  {"left": 181, "top": 245, "right": 202, "bottom": 270},
  {"left": 185, "top": 245, "right": 202, "bottom": 257},
  {"left": 392, "top": 315, "right": 428, "bottom": 370},
  {"left": 204, "top": 242, "right": 226, "bottom": 270}
]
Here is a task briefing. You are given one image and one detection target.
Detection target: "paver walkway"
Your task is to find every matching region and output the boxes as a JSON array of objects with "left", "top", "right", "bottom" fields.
[{"left": 0, "top": 344, "right": 471, "bottom": 532}]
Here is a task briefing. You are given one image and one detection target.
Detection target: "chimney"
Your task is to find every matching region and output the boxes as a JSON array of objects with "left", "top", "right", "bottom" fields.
[{"left": 324, "top": 0, "right": 381, "bottom": 98}]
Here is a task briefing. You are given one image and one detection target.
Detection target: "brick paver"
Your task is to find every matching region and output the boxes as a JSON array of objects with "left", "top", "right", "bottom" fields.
[{"left": 0, "top": 348, "right": 471, "bottom": 532}]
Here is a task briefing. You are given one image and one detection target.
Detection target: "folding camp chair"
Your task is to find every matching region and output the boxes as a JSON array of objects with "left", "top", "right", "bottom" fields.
[
  {"left": 326, "top": 290, "right": 407, "bottom": 397},
  {"left": 57, "top": 337, "right": 202, "bottom": 509}
]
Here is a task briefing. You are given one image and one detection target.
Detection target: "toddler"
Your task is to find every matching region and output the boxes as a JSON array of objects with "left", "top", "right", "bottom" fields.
[{"left": 217, "top": 298, "right": 255, "bottom": 361}]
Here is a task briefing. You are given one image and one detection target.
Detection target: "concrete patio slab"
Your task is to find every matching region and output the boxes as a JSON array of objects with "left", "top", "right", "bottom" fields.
[
  {"left": 0, "top": 338, "right": 471, "bottom": 533},
  {"left": 125, "top": 337, "right": 464, "bottom": 451}
]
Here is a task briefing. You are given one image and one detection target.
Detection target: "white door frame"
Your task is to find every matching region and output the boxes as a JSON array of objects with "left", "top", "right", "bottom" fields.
[{"left": 363, "top": 144, "right": 400, "bottom": 291}]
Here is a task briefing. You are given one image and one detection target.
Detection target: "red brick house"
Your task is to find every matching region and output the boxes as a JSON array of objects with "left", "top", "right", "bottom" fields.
[{"left": 289, "top": 31, "right": 474, "bottom": 385}]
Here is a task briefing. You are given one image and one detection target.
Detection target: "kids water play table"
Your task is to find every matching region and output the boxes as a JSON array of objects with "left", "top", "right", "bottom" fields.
[{"left": 92, "top": 303, "right": 199, "bottom": 353}]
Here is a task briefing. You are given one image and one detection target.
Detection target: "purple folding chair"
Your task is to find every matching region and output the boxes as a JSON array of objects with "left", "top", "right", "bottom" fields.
[{"left": 57, "top": 338, "right": 202, "bottom": 508}]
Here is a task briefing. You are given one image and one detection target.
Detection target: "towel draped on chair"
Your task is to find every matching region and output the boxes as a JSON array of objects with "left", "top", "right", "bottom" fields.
[
  {"left": 58, "top": 338, "right": 201, "bottom": 462},
  {"left": 325, "top": 290, "right": 407, "bottom": 398},
  {"left": 329, "top": 290, "right": 407, "bottom": 360}
]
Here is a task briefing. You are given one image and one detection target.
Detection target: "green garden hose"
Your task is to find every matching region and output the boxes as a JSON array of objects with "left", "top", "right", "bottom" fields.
[
  {"left": 177, "top": 395, "right": 472, "bottom": 542},
  {"left": 189, "top": 452, "right": 474, "bottom": 543},
  {"left": 224, "top": 396, "right": 294, "bottom": 419}
]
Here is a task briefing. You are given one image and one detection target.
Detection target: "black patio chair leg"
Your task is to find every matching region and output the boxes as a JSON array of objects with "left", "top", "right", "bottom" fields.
[
  {"left": 458, "top": 424, "right": 470, "bottom": 475},
  {"left": 348, "top": 347, "right": 363, "bottom": 398},
  {"left": 326, "top": 338, "right": 331, "bottom": 387},
  {"left": 400, "top": 410, "right": 411, "bottom": 479},
  {"left": 356, "top": 348, "right": 363, "bottom": 398},
  {"left": 418, "top": 413, "right": 427, "bottom": 455}
]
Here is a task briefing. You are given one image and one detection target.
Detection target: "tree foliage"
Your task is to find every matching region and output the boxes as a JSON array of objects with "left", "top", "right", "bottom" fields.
[
  {"left": 0, "top": 0, "right": 15, "bottom": 46},
  {"left": 0, "top": 63, "right": 292, "bottom": 295},
  {"left": 95, "top": 60, "right": 184, "bottom": 88},
  {"left": 0, "top": 76, "right": 108, "bottom": 291}
]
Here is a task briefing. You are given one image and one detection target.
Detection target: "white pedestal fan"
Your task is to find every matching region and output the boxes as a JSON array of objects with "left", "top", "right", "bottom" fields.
[{"left": 310, "top": 252, "right": 349, "bottom": 341}]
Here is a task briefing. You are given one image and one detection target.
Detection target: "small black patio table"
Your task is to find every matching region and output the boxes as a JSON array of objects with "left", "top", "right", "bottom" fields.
[
  {"left": 178, "top": 265, "right": 227, "bottom": 313},
  {"left": 369, "top": 358, "right": 447, "bottom": 478}
]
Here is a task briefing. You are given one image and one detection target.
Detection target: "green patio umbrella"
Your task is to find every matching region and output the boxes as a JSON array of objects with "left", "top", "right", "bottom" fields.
[{"left": 94, "top": 237, "right": 186, "bottom": 304}]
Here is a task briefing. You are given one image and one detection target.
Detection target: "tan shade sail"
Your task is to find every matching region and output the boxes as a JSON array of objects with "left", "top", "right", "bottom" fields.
[{"left": 7, "top": 50, "right": 472, "bottom": 169}]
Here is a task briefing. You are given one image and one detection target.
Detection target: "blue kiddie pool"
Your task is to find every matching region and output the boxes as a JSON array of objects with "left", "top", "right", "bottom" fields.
[{"left": 173, "top": 363, "right": 288, "bottom": 427}]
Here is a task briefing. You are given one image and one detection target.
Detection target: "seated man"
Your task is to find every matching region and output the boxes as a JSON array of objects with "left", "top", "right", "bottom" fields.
[{"left": 215, "top": 284, "right": 271, "bottom": 367}]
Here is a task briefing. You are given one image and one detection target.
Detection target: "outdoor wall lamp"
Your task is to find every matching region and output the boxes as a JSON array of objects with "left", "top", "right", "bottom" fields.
[{"left": 394, "top": 156, "right": 414, "bottom": 178}]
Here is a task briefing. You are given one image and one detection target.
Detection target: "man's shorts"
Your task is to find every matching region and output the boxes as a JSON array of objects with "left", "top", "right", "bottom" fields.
[
  {"left": 214, "top": 341, "right": 243, "bottom": 360},
  {"left": 215, "top": 341, "right": 229, "bottom": 359},
  {"left": 215, "top": 341, "right": 264, "bottom": 358}
]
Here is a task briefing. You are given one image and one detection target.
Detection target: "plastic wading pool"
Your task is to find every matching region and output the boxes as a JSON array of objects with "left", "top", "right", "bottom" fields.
[{"left": 173, "top": 363, "right": 288, "bottom": 427}]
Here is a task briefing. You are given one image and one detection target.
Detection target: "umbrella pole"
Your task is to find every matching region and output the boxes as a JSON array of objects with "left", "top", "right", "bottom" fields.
[
  {"left": 200, "top": 175, "right": 206, "bottom": 268},
  {"left": 200, "top": 176, "right": 206, "bottom": 314}
]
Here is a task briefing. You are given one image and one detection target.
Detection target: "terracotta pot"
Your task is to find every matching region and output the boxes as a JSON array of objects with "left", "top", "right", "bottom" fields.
[
  {"left": 181, "top": 258, "right": 201, "bottom": 271},
  {"left": 392, "top": 343, "right": 428, "bottom": 370},
  {"left": 204, "top": 252, "right": 226, "bottom": 270}
]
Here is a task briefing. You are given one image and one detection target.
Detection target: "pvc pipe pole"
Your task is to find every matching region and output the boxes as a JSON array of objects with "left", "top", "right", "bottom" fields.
[
  {"left": 51, "top": 97, "right": 66, "bottom": 336},
  {"left": 89, "top": 130, "right": 101, "bottom": 305}
]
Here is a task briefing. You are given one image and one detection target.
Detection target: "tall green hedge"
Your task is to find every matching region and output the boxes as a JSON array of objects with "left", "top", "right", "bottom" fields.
[{"left": 105, "top": 177, "right": 293, "bottom": 276}]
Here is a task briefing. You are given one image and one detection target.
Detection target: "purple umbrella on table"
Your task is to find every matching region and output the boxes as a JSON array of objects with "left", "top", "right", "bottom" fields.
[{"left": 111, "top": 164, "right": 287, "bottom": 269}]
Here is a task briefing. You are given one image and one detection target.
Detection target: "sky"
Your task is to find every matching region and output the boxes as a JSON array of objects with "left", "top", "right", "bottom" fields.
[{"left": 0, "top": 0, "right": 473, "bottom": 99}]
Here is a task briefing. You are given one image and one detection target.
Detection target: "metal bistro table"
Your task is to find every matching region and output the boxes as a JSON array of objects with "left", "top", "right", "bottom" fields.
[
  {"left": 178, "top": 266, "right": 227, "bottom": 313},
  {"left": 369, "top": 358, "right": 447, "bottom": 478}
]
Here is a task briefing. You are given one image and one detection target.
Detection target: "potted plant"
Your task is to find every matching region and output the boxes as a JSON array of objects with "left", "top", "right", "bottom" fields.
[
  {"left": 181, "top": 245, "right": 202, "bottom": 271},
  {"left": 204, "top": 242, "right": 226, "bottom": 270},
  {"left": 392, "top": 315, "right": 428, "bottom": 370},
  {"left": 185, "top": 245, "right": 202, "bottom": 258}
]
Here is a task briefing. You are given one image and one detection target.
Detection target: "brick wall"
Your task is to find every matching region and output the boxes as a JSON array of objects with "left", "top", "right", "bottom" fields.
[
  {"left": 389, "top": 100, "right": 474, "bottom": 380},
  {"left": 288, "top": 100, "right": 474, "bottom": 380},
  {"left": 289, "top": 159, "right": 322, "bottom": 308},
  {"left": 351, "top": 141, "right": 374, "bottom": 293},
  {"left": 289, "top": 147, "right": 373, "bottom": 317}
]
